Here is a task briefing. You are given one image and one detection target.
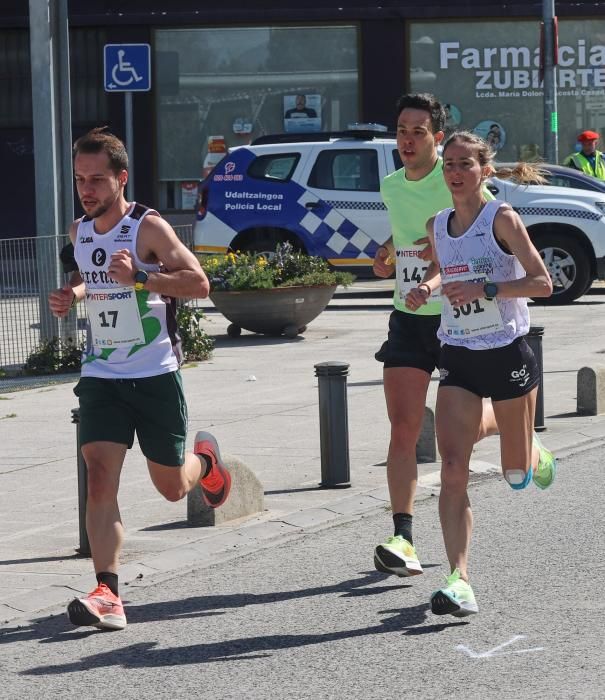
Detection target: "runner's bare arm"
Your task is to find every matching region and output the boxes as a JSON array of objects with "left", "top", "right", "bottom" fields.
[
  {"left": 491, "top": 208, "right": 553, "bottom": 298},
  {"left": 110, "top": 215, "right": 209, "bottom": 299},
  {"left": 48, "top": 221, "right": 86, "bottom": 317},
  {"left": 404, "top": 218, "right": 441, "bottom": 311}
]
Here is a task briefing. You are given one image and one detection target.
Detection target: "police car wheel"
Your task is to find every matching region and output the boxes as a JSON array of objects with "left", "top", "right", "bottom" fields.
[
  {"left": 227, "top": 323, "right": 242, "bottom": 338},
  {"left": 532, "top": 233, "right": 591, "bottom": 305}
]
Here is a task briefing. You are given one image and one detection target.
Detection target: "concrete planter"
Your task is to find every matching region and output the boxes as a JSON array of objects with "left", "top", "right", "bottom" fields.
[{"left": 210, "top": 285, "right": 337, "bottom": 338}]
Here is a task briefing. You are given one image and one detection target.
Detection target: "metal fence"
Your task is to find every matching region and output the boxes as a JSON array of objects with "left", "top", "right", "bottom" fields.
[{"left": 0, "top": 224, "right": 193, "bottom": 372}]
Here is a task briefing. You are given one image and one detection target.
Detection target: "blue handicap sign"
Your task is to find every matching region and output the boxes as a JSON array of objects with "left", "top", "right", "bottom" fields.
[{"left": 104, "top": 44, "right": 151, "bottom": 92}]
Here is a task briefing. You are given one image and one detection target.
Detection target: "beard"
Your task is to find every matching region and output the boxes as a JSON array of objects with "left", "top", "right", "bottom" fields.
[{"left": 82, "top": 190, "right": 120, "bottom": 219}]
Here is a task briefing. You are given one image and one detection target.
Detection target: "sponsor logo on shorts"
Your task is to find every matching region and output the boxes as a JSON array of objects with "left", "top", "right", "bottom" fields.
[
  {"left": 510, "top": 364, "right": 530, "bottom": 387},
  {"left": 439, "top": 368, "right": 449, "bottom": 381}
]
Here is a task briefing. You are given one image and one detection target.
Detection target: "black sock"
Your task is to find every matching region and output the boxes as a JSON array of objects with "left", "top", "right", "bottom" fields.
[
  {"left": 96, "top": 571, "right": 119, "bottom": 597},
  {"left": 393, "top": 513, "right": 413, "bottom": 544}
]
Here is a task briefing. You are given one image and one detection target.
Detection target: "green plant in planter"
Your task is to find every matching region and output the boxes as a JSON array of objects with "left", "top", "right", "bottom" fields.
[{"left": 203, "top": 242, "right": 355, "bottom": 291}]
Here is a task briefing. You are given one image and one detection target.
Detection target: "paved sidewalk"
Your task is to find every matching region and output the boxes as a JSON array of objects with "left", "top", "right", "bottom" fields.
[{"left": 2, "top": 282, "right": 605, "bottom": 626}]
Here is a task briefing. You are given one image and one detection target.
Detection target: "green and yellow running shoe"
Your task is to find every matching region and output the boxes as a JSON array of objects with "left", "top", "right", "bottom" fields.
[
  {"left": 374, "top": 535, "right": 423, "bottom": 577},
  {"left": 532, "top": 432, "right": 556, "bottom": 490},
  {"left": 431, "top": 568, "right": 479, "bottom": 617}
]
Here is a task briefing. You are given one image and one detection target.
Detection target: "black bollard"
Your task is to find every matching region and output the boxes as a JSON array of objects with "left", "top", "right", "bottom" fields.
[
  {"left": 314, "top": 361, "right": 351, "bottom": 488},
  {"left": 526, "top": 326, "right": 545, "bottom": 432},
  {"left": 71, "top": 408, "right": 91, "bottom": 556}
]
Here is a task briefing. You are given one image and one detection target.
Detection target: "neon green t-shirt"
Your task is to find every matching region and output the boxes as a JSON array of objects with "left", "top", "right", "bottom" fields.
[
  {"left": 380, "top": 159, "right": 452, "bottom": 316},
  {"left": 380, "top": 157, "right": 494, "bottom": 315}
]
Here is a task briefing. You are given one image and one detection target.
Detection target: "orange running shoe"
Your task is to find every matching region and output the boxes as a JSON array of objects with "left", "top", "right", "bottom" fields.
[
  {"left": 194, "top": 431, "right": 232, "bottom": 508},
  {"left": 67, "top": 583, "right": 127, "bottom": 630}
]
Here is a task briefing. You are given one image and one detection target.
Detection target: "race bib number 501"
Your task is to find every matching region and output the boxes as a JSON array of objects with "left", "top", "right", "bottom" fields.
[
  {"left": 86, "top": 286, "right": 145, "bottom": 347},
  {"left": 441, "top": 272, "right": 504, "bottom": 338}
]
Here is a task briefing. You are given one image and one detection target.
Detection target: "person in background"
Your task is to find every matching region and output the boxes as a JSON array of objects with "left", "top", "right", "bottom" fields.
[
  {"left": 563, "top": 130, "right": 605, "bottom": 180},
  {"left": 285, "top": 94, "right": 317, "bottom": 119}
]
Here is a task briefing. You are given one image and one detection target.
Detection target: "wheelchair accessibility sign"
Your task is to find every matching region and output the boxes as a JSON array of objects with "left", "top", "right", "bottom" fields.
[{"left": 104, "top": 44, "right": 151, "bottom": 92}]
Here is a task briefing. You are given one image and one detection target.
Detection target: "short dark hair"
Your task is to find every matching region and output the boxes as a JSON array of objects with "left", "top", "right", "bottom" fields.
[
  {"left": 395, "top": 93, "right": 446, "bottom": 133},
  {"left": 73, "top": 127, "right": 129, "bottom": 173}
]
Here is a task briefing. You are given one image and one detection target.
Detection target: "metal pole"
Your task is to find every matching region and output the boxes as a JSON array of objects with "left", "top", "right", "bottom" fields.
[
  {"left": 29, "top": 0, "right": 74, "bottom": 341},
  {"left": 527, "top": 326, "right": 546, "bottom": 432},
  {"left": 125, "top": 91, "right": 134, "bottom": 201},
  {"left": 314, "top": 361, "right": 351, "bottom": 488},
  {"left": 543, "top": 0, "right": 559, "bottom": 163},
  {"left": 71, "top": 408, "right": 91, "bottom": 556}
]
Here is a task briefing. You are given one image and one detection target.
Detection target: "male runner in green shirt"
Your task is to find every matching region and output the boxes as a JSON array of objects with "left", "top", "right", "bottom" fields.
[{"left": 373, "top": 93, "right": 498, "bottom": 578}]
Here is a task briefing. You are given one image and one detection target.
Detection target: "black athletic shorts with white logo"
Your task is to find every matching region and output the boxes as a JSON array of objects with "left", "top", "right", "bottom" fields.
[
  {"left": 375, "top": 309, "right": 441, "bottom": 372},
  {"left": 438, "top": 336, "right": 539, "bottom": 401}
]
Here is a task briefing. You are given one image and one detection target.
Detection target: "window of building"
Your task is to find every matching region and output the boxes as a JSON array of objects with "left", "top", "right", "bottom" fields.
[
  {"left": 409, "top": 19, "right": 605, "bottom": 165},
  {"left": 154, "top": 25, "right": 359, "bottom": 210}
]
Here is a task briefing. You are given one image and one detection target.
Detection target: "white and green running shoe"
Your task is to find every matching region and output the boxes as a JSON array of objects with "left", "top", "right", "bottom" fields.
[
  {"left": 374, "top": 535, "right": 423, "bottom": 577},
  {"left": 430, "top": 568, "right": 478, "bottom": 617},
  {"left": 532, "top": 432, "right": 556, "bottom": 490}
]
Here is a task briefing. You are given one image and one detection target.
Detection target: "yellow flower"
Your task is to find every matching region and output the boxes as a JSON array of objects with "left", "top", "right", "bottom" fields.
[{"left": 257, "top": 257, "right": 267, "bottom": 267}]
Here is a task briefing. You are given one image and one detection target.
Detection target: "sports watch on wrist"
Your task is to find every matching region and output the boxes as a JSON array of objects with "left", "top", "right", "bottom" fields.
[
  {"left": 134, "top": 269, "right": 149, "bottom": 291},
  {"left": 483, "top": 281, "right": 498, "bottom": 301}
]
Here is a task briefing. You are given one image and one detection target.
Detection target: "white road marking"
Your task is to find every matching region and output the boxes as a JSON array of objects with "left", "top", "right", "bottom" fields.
[{"left": 457, "top": 635, "right": 545, "bottom": 659}]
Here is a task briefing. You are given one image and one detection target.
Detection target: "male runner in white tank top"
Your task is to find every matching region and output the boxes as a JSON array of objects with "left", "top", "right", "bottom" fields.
[{"left": 49, "top": 128, "right": 231, "bottom": 630}]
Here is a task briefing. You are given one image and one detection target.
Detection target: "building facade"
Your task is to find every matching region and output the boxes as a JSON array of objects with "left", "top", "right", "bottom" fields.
[{"left": 1, "top": 0, "right": 604, "bottom": 237}]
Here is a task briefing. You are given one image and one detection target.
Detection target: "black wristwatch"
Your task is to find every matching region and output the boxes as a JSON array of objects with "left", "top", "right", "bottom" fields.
[
  {"left": 134, "top": 269, "right": 149, "bottom": 291},
  {"left": 483, "top": 281, "right": 498, "bottom": 301}
]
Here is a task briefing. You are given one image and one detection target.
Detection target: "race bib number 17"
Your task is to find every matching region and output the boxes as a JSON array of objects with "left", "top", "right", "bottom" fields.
[{"left": 86, "top": 286, "right": 145, "bottom": 347}]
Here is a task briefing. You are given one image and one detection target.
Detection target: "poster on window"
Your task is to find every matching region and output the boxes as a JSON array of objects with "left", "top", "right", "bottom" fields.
[{"left": 283, "top": 94, "right": 321, "bottom": 133}]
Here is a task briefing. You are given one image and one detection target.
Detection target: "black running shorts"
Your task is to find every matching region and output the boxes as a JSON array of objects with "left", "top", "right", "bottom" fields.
[
  {"left": 375, "top": 309, "right": 441, "bottom": 373},
  {"left": 74, "top": 371, "right": 188, "bottom": 466},
  {"left": 438, "top": 336, "right": 539, "bottom": 401}
]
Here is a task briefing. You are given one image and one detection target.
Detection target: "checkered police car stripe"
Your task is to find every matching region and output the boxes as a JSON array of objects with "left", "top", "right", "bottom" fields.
[
  {"left": 515, "top": 206, "right": 602, "bottom": 221},
  {"left": 324, "top": 200, "right": 387, "bottom": 211},
  {"left": 296, "top": 192, "right": 374, "bottom": 257}
]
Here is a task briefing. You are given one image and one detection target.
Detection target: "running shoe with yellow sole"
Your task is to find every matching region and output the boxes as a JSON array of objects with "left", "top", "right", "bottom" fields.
[
  {"left": 532, "top": 432, "right": 556, "bottom": 490},
  {"left": 374, "top": 535, "right": 423, "bottom": 577},
  {"left": 67, "top": 583, "right": 127, "bottom": 630},
  {"left": 431, "top": 568, "right": 478, "bottom": 617},
  {"left": 194, "top": 431, "right": 232, "bottom": 508}
]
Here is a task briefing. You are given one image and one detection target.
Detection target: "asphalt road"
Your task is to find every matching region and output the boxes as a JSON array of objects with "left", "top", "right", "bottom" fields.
[{"left": 1, "top": 441, "right": 604, "bottom": 699}]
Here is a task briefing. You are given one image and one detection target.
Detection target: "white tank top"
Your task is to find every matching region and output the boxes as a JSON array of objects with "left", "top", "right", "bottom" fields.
[
  {"left": 74, "top": 202, "right": 182, "bottom": 378},
  {"left": 434, "top": 199, "right": 530, "bottom": 350}
]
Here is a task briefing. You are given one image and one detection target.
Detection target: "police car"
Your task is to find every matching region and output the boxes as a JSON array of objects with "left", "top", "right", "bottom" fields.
[{"left": 194, "top": 130, "right": 605, "bottom": 304}]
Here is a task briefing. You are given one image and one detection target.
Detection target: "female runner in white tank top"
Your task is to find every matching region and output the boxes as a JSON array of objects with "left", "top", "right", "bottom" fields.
[{"left": 406, "top": 131, "right": 556, "bottom": 618}]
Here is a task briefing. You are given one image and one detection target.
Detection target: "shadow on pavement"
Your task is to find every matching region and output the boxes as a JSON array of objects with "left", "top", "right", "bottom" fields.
[
  {"left": 19, "top": 597, "right": 446, "bottom": 674},
  {"left": 3, "top": 570, "right": 426, "bottom": 660}
]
